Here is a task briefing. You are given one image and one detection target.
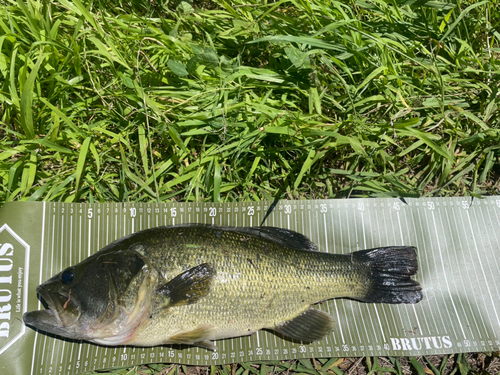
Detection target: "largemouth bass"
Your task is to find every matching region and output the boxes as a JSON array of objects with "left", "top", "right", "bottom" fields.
[{"left": 24, "top": 225, "right": 422, "bottom": 349}]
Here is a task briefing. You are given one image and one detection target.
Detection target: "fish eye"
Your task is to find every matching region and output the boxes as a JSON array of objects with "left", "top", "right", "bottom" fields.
[{"left": 60, "top": 268, "right": 76, "bottom": 285}]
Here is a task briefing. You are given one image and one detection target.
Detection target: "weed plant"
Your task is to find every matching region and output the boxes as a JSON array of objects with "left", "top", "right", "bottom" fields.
[{"left": 1, "top": 0, "right": 498, "bottom": 203}]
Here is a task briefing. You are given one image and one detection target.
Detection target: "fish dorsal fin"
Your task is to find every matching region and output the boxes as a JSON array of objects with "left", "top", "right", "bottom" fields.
[
  {"left": 230, "top": 226, "right": 318, "bottom": 252},
  {"left": 155, "top": 263, "right": 214, "bottom": 307},
  {"left": 273, "top": 308, "right": 335, "bottom": 342}
]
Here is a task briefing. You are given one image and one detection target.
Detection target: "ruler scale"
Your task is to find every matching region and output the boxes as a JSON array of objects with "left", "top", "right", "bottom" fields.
[{"left": 0, "top": 197, "right": 499, "bottom": 374}]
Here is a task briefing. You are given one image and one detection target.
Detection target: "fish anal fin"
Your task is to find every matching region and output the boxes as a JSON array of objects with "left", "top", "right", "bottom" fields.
[
  {"left": 274, "top": 308, "right": 334, "bottom": 342},
  {"left": 155, "top": 263, "right": 214, "bottom": 307},
  {"left": 168, "top": 324, "right": 216, "bottom": 348}
]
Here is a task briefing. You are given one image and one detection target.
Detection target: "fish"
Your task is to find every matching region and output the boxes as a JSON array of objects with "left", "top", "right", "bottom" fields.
[{"left": 24, "top": 224, "right": 422, "bottom": 350}]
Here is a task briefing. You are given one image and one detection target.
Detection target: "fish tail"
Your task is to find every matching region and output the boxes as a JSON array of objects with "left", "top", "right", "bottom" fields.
[{"left": 353, "top": 246, "right": 423, "bottom": 304}]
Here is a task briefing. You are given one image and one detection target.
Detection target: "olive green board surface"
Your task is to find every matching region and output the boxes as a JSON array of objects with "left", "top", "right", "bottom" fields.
[{"left": 0, "top": 197, "right": 499, "bottom": 375}]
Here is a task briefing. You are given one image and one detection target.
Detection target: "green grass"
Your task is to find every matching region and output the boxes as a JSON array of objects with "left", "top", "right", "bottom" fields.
[
  {"left": 1, "top": 0, "right": 499, "bottom": 374},
  {"left": 1, "top": 0, "right": 499, "bottom": 204},
  {"left": 87, "top": 354, "right": 499, "bottom": 374}
]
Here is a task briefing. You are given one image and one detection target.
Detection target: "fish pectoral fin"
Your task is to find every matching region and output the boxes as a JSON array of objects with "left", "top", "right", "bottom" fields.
[
  {"left": 273, "top": 308, "right": 335, "bottom": 342},
  {"left": 168, "top": 324, "right": 216, "bottom": 349},
  {"left": 155, "top": 263, "right": 214, "bottom": 307}
]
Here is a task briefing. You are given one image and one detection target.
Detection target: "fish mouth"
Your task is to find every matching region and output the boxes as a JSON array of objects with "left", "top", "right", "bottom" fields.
[{"left": 23, "top": 286, "right": 81, "bottom": 336}]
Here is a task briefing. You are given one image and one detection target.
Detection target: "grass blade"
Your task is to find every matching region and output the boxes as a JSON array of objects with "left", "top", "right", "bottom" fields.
[
  {"left": 214, "top": 157, "right": 221, "bottom": 203},
  {"left": 75, "top": 137, "right": 91, "bottom": 200},
  {"left": 294, "top": 149, "right": 317, "bottom": 189},
  {"left": 19, "top": 52, "right": 44, "bottom": 139}
]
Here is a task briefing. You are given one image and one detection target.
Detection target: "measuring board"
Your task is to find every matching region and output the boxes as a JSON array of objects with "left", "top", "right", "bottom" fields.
[{"left": 0, "top": 197, "right": 499, "bottom": 375}]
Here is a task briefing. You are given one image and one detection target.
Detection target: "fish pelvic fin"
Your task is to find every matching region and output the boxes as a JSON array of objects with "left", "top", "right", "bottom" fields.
[
  {"left": 155, "top": 263, "right": 215, "bottom": 307},
  {"left": 354, "top": 246, "right": 423, "bottom": 304},
  {"left": 273, "top": 308, "right": 335, "bottom": 342},
  {"left": 195, "top": 340, "right": 218, "bottom": 351},
  {"left": 167, "top": 324, "right": 217, "bottom": 350}
]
